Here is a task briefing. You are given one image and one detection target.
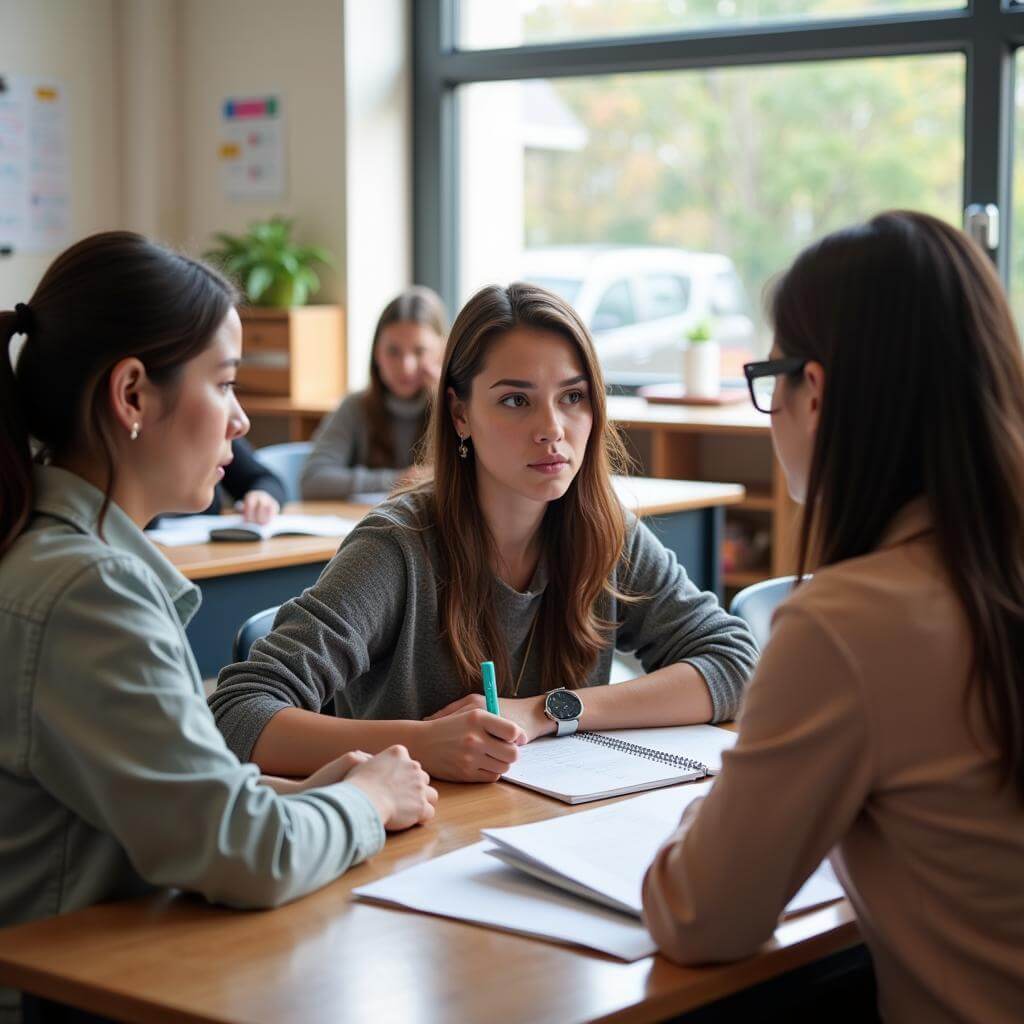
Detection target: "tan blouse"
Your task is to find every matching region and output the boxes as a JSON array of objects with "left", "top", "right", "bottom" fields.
[{"left": 642, "top": 502, "right": 1024, "bottom": 1023}]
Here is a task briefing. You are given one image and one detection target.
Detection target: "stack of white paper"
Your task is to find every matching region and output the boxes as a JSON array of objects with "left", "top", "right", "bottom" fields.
[{"left": 354, "top": 782, "right": 844, "bottom": 960}]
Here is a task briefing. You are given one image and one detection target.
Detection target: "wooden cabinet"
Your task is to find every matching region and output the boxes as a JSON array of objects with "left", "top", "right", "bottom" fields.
[
  {"left": 236, "top": 306, "right": 346, "bottom": 403},
  {"left": 607, "top": 396, "right": 799, "bottom": 593}
]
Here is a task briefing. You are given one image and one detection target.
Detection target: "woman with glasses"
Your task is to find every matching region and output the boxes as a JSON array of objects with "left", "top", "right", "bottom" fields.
[{"left": 643, "top": 211, "right": 1024, "bottom": 1023}]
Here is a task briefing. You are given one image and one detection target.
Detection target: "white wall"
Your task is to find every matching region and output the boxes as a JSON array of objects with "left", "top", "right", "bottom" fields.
[
  {"left": 0, "top": 0, "right": 121, "bottom": 309},
  {"left": 116, "top": 0, "right": 184, "bottom": 243},
  {"left": 179, "top": 0, "right": 348, "bottom": 304},
  {"left": 2, "top": 0, "right": 412, "bottom": 390},
  {"left": 343, "top": 0, "right": 411, "bottom": 386}
]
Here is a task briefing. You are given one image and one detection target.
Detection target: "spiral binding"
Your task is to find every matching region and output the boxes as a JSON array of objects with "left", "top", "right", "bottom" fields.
[{"left": 574, "top": 731, "right": 708, "bottom": 775}]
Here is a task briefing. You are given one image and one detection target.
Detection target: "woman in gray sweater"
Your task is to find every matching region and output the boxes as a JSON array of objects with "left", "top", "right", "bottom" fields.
[
  {"left": 212, "top": 283, "right": 758, "bottom": 783},
  {"left": 299, "top": 287, "right": 446, "bottom": 499}
]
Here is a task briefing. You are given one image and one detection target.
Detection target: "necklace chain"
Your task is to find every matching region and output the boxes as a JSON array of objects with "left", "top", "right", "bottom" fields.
[{"left": 510, "top": 608, "right": 540, "bottom": 697}]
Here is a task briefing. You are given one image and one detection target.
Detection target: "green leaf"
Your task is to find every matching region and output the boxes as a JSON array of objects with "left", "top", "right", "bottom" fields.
[
  {"left": 294, "top": 245, "right": 334, "bottom": 267},
  {"left": 246, "top": 266, "right": 274, "bottom": 302},
  {"left": 298, "top": 266, "right": 320, "bottom": 293}
]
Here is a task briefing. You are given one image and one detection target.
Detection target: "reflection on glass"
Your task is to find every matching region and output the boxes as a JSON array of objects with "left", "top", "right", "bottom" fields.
[
  {"left": 459, "top": 56, "right": 963, "bottom": 381},
  {"left": 459, "top": 0, "right": 963, "bottom": 51}
]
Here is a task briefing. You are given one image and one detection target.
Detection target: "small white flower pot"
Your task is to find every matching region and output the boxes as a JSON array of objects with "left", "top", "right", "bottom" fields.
[{"left": 684, "top": 340, "right": 720, "bottom": 398}]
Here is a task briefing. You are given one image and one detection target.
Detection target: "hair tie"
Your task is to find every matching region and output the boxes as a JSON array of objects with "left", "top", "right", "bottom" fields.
[{"left": 13, "top": 303, "right": 33, "bottom": 335}]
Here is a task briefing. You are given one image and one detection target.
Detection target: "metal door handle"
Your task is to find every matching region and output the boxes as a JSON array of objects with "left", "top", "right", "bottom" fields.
[{"left": 964, "top": 204, "right": 999, "bottom": 252}]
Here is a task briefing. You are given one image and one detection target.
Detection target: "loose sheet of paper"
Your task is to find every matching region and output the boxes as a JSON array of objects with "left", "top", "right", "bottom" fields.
[
  {"left": 354, "top": 841, "right": 658, "bottom": 961},
  {"left": 485, "top": 783, "right": 714, "bottom": 914},
  {"left": 484, "top": 783, "right": 843, "bottom": 919}
]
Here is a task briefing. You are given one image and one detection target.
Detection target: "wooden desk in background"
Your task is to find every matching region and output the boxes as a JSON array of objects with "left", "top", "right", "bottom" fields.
[
  {"left": 0, "top": 778, "right": 860, "bottom": 1024},
  {"left": 606, "top": 396, "right": 799, "bottom": 589},
  {"left": 162, "top": 478, "right": 745, "bottom": 677},
  {"left": 241, "top": 393, "right": 798, "bottom": 591}
]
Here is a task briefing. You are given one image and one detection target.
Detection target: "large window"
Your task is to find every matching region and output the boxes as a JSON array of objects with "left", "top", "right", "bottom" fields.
[
  {"left": 460, "top": 0, "right": 966, "bottom": 49},
  {"left": 416, "top": 2, "right": 1022, "bottom": 383}
]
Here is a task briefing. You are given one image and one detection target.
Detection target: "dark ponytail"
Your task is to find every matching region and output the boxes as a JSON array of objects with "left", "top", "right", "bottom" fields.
[
  {"left": 0, "top": 231, "right": 237, "bottom": 557},
  {"left": 0, "top": 312, "right": 33, "bottom": 555}
]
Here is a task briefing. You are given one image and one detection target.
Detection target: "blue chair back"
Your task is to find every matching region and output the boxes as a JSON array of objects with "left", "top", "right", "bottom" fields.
[
  {"left": 729, "top": 575, "right": 800, "bottom": 650},
  {"left": 254, "top": 442, "right": 313, "bottom": 503},
  {"left": 232, "top": 605, "right": 336, "bottom": 716},
  {"left": 233, "top": 606, "right": 281, "bottom": 662}
]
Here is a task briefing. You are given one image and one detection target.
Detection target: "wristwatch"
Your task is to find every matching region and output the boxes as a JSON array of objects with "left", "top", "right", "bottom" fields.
[{"left": 543, "top": 687, "right": 584, "bottom": 737}]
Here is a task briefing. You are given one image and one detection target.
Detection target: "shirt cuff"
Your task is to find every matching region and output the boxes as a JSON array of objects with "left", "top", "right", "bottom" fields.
[
  {"left": 317, "top": 780, "right": 387, "bottom": 863},
  {"left": 215, "top": 696, "right": 293, "bottom": 762}
]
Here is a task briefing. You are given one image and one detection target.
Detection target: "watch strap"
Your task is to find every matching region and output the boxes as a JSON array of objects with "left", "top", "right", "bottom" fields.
[{"left": 554, "top": 718, "right": 579, "bottom": 737}]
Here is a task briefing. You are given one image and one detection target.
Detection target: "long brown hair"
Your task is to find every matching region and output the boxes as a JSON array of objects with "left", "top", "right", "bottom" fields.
[
  {"left": 413, "top": 282, "right": 632, "bottom": 695},
  {"left": 770, "top": 210, "right": 1024, "bottom": 800},
  {"left": 0, "top": 231, "right": 237, "bottom": 556},
  {"left": 365, "top": 286, "right": 447, "bottom": 468}
]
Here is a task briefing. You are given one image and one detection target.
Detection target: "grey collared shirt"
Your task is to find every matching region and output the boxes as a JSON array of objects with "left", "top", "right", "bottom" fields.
[{"left": 0, "top": 467, "right": 384, "bottom": 1023}]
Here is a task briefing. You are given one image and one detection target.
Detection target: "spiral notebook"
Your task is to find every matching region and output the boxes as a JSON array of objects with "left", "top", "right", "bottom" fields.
[{"left": 503, "top": 724, "right": 737, "bottom": 804}]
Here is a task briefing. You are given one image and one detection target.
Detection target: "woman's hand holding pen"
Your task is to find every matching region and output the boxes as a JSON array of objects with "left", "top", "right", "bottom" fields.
[
  {"left": 426, "top": 693, "right": 553, "bottom": 744},
  {"left": 414, "top": 706, "right": 526, "bottom": 783}
]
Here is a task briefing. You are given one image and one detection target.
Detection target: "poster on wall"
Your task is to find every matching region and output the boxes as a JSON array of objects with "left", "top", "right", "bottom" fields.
[
  {"left": 0, "top": 73, "right": 72, "bottom": 253},
  {"left": 219, "top": 94, "right": 286, "bottom": 200}
]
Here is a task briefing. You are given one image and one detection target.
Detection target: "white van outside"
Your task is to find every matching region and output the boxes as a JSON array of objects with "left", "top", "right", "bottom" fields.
[{"left": 519, "top": 246, "right": 756, "bottom": 378}]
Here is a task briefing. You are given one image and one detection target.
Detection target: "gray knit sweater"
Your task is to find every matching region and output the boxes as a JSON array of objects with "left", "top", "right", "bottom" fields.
[
  {"left": 299, "top": 390, "right": 427, "bottom": 499},
  {"left": 210, "top": 491, "right": 758, "bottom": 761}
]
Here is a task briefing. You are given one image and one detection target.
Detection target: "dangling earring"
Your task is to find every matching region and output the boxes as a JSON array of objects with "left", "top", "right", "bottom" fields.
[
  {"left": 457, "top": 433, "right": 469, "bottom": 459},
  {"left": 129, "top": 422, "right": 140, "bottom": 441}
]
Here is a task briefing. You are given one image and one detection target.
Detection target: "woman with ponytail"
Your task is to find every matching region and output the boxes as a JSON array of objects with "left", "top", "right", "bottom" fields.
[
  {"left": 0, "top": 233, "right": 435, "bottom": 1023},
  {"left": 212, "top": 283, "right": 757, "bottom": 783},
  {"left": 643, "top": 212, "right": 1024, "bottom": 1023}
]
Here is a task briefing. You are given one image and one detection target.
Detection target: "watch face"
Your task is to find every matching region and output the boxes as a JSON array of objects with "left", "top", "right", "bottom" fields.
[{"left": 547, "top": 689, "right": 583, "bottom": 721}]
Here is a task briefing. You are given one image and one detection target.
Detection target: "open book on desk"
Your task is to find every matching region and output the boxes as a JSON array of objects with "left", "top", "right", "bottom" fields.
[
  {"left": 146, "top": 513, "right": 358, "bottom": 547},
  {"left": 483, "top": 783, "right": 843, "bottom": 921},
  {"left": 503, "top": 724, "right": 737, "bottom": 804}
]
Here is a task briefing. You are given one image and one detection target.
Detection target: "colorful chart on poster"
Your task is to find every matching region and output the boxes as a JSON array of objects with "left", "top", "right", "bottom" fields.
[
  {"left": 219, "top": 94, "right": 285, "bottom": 200},
  {"left": 0, "top": 74, "right": 71, "bottom": 252}
]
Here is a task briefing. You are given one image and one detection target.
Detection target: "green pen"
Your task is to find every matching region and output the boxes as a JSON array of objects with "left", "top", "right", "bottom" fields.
[{"left": 481, "top": 660, "right": 501, "bottom": 715}]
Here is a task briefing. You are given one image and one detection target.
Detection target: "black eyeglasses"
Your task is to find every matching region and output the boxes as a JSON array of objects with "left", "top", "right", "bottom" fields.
[{"left": 743, "top": 357, "right": 808, "bottom": 413}]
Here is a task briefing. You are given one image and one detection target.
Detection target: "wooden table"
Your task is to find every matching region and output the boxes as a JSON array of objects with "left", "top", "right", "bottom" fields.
[
  {"left": 161, "top": 478, "right": 745, "bottom": 677},
  {"left": 0, "top": 779, "right": 860, "bottom": 1024}
]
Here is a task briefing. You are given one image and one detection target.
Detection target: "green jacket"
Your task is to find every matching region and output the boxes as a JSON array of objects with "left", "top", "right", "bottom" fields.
[{"left": 0, "top": 467, "right": 384, "bottom": 1022}]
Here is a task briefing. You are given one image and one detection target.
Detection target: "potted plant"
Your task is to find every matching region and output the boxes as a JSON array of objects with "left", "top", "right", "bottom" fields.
[
  {"left": 683, "top": 319, "right": 720, "bottom": 398},
  {"left": 204, "top": 216, "right": 333, "bottom": 308}
]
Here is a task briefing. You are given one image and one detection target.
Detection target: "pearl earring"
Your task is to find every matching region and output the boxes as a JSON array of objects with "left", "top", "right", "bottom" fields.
[{"left": 129, "top": 423, "right": 140, "bottom": 441}]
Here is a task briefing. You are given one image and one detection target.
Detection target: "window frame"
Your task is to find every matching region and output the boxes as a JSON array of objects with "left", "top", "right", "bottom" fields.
[{"left": 414, "top": 1, "right": 1024, "bottom": 313}]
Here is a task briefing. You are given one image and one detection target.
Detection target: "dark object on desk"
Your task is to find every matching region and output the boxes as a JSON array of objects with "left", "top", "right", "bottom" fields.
[{"left": 638, "top": 382, "right": 749, "bottom": 406}]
